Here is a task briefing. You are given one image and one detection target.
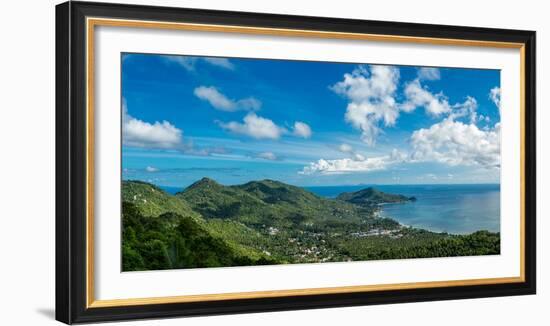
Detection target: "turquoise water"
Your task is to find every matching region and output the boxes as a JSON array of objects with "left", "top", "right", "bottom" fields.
[
  {"left": 307, "top": 184, "right": 500, "bottom": 234},
  {"left": 158, "top": 183, "right": 500, "bottom": 235}
]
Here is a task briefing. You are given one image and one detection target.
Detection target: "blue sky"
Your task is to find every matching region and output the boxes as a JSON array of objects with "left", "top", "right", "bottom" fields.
[{"left": 122, "top": 53, "right": 501, "bottom": 187}]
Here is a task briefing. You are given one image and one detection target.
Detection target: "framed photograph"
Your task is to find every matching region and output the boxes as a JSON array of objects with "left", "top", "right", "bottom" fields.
[{"left": 56, "top": 1, "right": 536, "bottom": 324}]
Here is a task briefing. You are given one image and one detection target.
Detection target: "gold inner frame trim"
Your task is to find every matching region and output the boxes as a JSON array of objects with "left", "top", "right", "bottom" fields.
[{"left": 85, "top": 17, "right": 527, "bottom": 309}]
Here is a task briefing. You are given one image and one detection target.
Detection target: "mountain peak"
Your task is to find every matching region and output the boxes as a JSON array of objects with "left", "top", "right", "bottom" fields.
[
  {"left": 189, "top": 177, "right": 220, "bottom": 187},
  {"left": 181, "top": 178, "right": 224, "bottom": 194}
]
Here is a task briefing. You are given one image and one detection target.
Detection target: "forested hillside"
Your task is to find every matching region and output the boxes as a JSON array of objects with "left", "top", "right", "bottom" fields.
[{"left": 122, "top": 179, "right": 500, "bottom": 271}]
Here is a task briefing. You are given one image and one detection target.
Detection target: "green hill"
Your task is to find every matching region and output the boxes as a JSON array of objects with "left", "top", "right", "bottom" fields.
[
  {"left": 175, "top": 177, "right": 267, "bottom": 222},
  {"left": 122, "top": 180, "right": 200, "bottom": 219},
  {"left": 122, "top": 201, "right": 278, "bottom": 271},
  {"left": 235, "top": 179, "right": 321, "bottom": 205},
  {"left": 337, "top": 187, "right": 414, "bottom": 206},
  {"left": 122, "top": 178, "right": 500, "bottom": 271},
  {"left": 177, "top": 178, "right": 373, "bottom": 227}
]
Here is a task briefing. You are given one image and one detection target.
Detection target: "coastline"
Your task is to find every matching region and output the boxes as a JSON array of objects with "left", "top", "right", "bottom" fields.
[
  {"left": 155, "top": 182, "right": 500, "bottom": 235},
  {"left": 121, "top": 179, "right": 501, "bottom": 271}
]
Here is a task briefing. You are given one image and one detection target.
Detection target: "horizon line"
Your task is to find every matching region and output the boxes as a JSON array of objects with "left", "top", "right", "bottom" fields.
[{"left": 122, "top": 177, "right": 501, "bottom": 189}]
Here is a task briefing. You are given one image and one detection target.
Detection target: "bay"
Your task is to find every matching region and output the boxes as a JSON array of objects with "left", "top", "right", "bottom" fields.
[
  {"left": 159, "top": 183, "right": 500, "bottom": 235},
  {"left": 307, "top": 184, "right": 500, "bottom": 234}
]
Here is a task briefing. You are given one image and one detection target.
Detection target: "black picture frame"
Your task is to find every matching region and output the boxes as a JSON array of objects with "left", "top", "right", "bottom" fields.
[{"left": 56, "top": 1, "right": 536, "bottom": 324}]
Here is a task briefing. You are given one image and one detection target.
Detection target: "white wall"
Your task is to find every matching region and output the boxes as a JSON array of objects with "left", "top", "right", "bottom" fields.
[{"left": 0, "top": 0, "right": 545, "bottom": 325}]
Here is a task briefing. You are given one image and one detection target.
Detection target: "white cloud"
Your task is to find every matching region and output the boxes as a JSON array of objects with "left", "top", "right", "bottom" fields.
[
  {"left": 236, "top": 97, "right": 262, "bottom": 111},
  {"left": 352, "top": 153, "right": 366, "bottom": 161},
  {"left": 219, "top": 114, "right": 313, "bottom": 140},
  {"left": 123, "top": 103, "right": 183, "bottom": 149},
  {"left": 300, "top": 156, "right": 389, "bottom": 175},
  {"left": 257, "top": 152, "right": 277, "bottom": 160},
  {"left": 163, "top": 56, "right": 234, "bottom": 71},
  {"left": 401, "top": 79, "right": 451, "bottom": 116},
  {"left": 331, "top": 65, "right": 400, "bottom": 146},
  {"left": 145, "top": 166, "right": 159, "bottom": 172},
  {"left": 410, "top": 118, "right": 500, "bottom": 168},
  {"left": 389, "top": 148, "right": 408, "bottom": 162},
  {"left": 417, "top": 67, "right": 441, "bottom": 81},
  {"left": 301, "top": 147, "right": 407, "bottom": 175},
  {"left": 202, "top": 57, "right": 234, "bottom": 70},
  {"left": 337, "top": 143, "right": 366, "bottom": 162},
  {"left": 293, "top": 121, "right": 312, "bottom": 138},
  {"left": 490, "top": 86, "right": 501, "bottom": 111},
  {"left": 194, "top": 86, "right": 234, "bottom": 111},
  {"left": 194, "top": 86, "right": 261, "bottom": 112},
  {"left": 219, "top": 113, "right": 286, "bottom": 140},
  {"left": 123, "top": 101, "right": 231, "bottom": 157},
  {"left": 407, "top": 95, "right": 500, "bottom": 169},
  {"left": 449, "top": 96, "right": 478, "bottom": 124},
  {"left": 332, "top": 65, "right": 492, "bottom": 151},
  {"left": 338, "top": 143, "right": 353, "bottom": 153},
  {"left": 163, "top": 56, "right": 196, "bottom": 70}
]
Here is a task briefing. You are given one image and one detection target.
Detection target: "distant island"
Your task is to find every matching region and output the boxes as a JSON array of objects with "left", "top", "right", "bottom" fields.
[
  {"left": 336, "top": 187, "right": 417, "bottom": 205},
  {"left": 122, "top": 178, "right": 500, "bottom": 271}
]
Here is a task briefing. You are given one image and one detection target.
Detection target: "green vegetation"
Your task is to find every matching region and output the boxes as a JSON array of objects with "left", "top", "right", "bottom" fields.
[
  {"left": 176, "top": 178, "right": 371, "bottom": 227},
  {"left": 331, "top": 229, "right": 500, "bottom": 260},
  {"left": 122, "top": 201, "right": 278, "bottom": 271},
  {"left": 122, "top": 180, "right": 199, "bottom": 219},
  {"left": 122, "top": 179, "right": 500, "bottom": 271},
  {"left": 337, "top": 187, "right": 415, "bottom": 206}
]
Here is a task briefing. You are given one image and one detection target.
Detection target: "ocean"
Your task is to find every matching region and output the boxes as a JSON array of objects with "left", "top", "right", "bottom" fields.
[
  {"left": 307, "top": 184, "right": 500, "bottom": 234},
  {"left": 158, "top": 183, "right": 500, "bottom": 235}
]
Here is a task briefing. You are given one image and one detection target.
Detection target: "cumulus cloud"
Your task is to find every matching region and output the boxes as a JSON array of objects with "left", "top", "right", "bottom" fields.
[
  {"left": 145, "top": 166, "right": 159, "bottom": 172},
  {"left": 194, "top": 86, "right": 261, "bottom": 112},
  {"left": 331, "top": 65, "right": 400, "bottom": 146},
  {"left": 401, "top": 79, "right": 451, "bottom": 116},
  {"left": 257, "top": 152, "right": 277, "bottom": 160},
  {"left": 218, "top": 114, "right": 313, "bottom": 140},
  {"left": 194, "top": 86, "right": 234, "bottom": 111},
  {"left": 301, "top": 147, "right": 407, "bottom": 175},
  {"left": 407, "top": 94, "right": 499, "bottom": 169},
  {"left": 490, "top": 86, "right": 501, "bottom": 111},
  {"left": 123, "top": 103, "right": 183, "bottom": 150},
  {"left": 324, "top": 65, "right": 502, "bottom": 173},
  {"left": 332, "top": 65, "right": 495, "bottom": 151},
  {"left": 306, "top": 117, "right": 501, "bottom": 173},
  {"left": 337, "top": 143, "right": 366, "bottom": 161},
  {"left": 123, "top": 101, "right": 228, "bottom": 157},
  {"left": 410, "top": 118, "right": 500, "bottom": 168},
  {"left": 449, "top": 96, "right": 478, "bottom": 124},
  {"left": 218, "top": 113, "right": 286, "bottom": 140},
  {"left": 417, "top": 67, "right": 441, "bottom": 81},
  {"left": 300, "top": 156, "right": 389, "bottom": 175},
  {"left": 163, "top": 55, "right": 234, "bottom": 71},
  {"left": 292, "top": 121, "right": 312, "bottom": 138},
  {"left": 389, "top": 148, "right": 408, "bottom": 162}
]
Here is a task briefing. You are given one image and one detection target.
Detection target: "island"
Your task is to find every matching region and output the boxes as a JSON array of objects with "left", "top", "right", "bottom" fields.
[
  {"left": 336, "top": 187, "right": 416, "bottom": 205},
  {"left": 122, "top": 178, "right": 500, "bottom": 271}
]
